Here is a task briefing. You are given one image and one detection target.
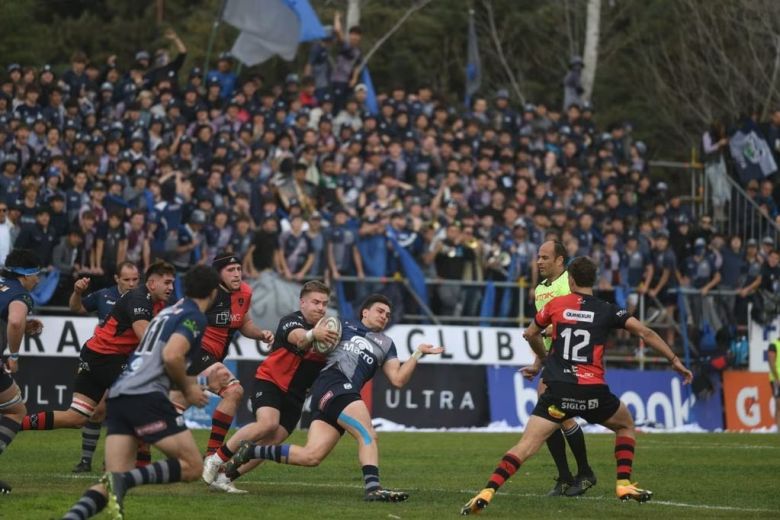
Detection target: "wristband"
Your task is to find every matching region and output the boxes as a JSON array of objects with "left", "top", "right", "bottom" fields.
[
  {"left": 8, "top": 353, "right": 19, "bottom": 361},
  {"left": 411, "top": 350, "right": 424, "bottom": 361},
  {"left": 305, "top": 329, "right": 315, "bottom": 344}
]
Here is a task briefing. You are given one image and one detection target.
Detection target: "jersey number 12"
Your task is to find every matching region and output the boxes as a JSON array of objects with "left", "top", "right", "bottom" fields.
[{"left": 560, "top": 327, "right": 590, "bottom": 362}]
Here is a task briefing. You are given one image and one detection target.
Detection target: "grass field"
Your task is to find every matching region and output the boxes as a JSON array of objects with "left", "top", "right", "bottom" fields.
[{"left": 2, "top": 429, "right": 779, "bottom": 519}]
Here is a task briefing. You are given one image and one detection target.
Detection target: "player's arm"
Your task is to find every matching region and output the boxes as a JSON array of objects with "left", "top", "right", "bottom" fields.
[
  {"left": 239, "top": 315, "right": 274, "bottom": 343},
  {"left": 132, "top": 320, "right": 150, "bottom": 340},
  {"left": 162, "top": 333, "right": 208, "bottom": 407},
  {"left": 382, "top": 344, "right": 445, "bottom": 388},
  {"left": 288, "top": 321, "right": 339, "bottom": 350},
  {"left": 68, "top": 277, "right": 92, "bottom": 314},
  {"left": 3, "top": 300, "right": 29, "bottom": 373},
  {"left": 768, "top": 346, "right": 779, "bottom": 384},
  {"left": 624, "top": 316, "right": 693, "bottom": 383}
]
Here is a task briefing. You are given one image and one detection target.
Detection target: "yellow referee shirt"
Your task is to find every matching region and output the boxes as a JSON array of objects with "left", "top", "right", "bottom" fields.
[{"left": 534, "top": 271, "right": 570, "bottom": 350}]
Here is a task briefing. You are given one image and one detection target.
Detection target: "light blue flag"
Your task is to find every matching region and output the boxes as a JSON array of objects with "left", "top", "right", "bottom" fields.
[
  {"left": 360, "top": 67, "right": 379, "bottom": 115},
  {"left": 283, "top": 0, "right": 326, "bottom": 41},
  {"left": 386, "top": 227, "right": 429, "bottom": 307},
  {"left": 335, "top": 282, "right": 355, "bottom": 321},
  {"left": 479, "top": 281, "right": 496, "bottom": 327}
]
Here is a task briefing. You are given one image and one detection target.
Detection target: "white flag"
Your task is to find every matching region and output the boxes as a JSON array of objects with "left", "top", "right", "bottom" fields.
[{"left": 223, "top": 0, "right": 300, "bottom": 66}]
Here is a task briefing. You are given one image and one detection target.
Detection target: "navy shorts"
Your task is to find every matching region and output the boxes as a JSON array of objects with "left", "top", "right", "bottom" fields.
[
  {"left": 251, "top": 378, "right": 305, "bottom": 434},
  {"left": 74, "top": 346, "right": 128, "bottom": 403},
  {"left": 106, "top": 392, "right": 187, "bottom": 443},
  {"left": 187, "top": 351, "right": 219, "bottom": 376},
  {"left": 309, "top": 369, "right": 361, "bottom": 434},
  {"left": 533, "top": 382, "right": 621, "bottom": 425}
]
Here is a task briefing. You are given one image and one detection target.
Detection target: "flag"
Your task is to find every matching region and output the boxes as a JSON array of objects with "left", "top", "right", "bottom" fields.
[
  {"left": 728, "top": 129, "right": 778, "bottom": 183},
  {"left": 358, "top": 234, "right": 387, "bottom": 278},
  {"left": 479, "top": 281, "right": 496, "bottom": 327},
  {"left": 464, "top": 9, "right": 481, "bottom": 108},
  {"left": 386, "top": 228, "right": 430, "bottom": 307},
  {"left": 335, "top": 281, "right": 355, "bottom": 321},
  {"left": 223, "top": 0, "right": 301, "bottom": 66},
  {"left": 283, "top": 0, "right": 326, "bottom": 42},
  {"left": 498, "top": 254, "right": 518, "bottom": 317},
  {"left": 360, "top": 67, "right": 379, "bottom": 116}
]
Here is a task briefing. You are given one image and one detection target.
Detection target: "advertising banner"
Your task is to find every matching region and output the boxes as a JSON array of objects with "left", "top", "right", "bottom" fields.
[
  {"left": 487, "top": 367, "right": 723, "bottom": 430},
  {"left": 372, "top": 364, "right": 490, "bottom": 428},
  {"left": 722, "top": 371, "right": 776, "bottom": 430}
]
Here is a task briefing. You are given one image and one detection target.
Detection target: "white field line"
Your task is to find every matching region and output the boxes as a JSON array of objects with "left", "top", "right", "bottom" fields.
[{"left": 36, "top": 474, "right": 776, "bottom": 514}]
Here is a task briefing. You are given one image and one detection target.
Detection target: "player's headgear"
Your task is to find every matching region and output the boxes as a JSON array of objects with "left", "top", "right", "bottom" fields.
[
  {"left": 212, "top": 252, "right": 241, "bottom": 272},
  {"left": 2, "top": 248, "right": 41, "bottom": 278}
]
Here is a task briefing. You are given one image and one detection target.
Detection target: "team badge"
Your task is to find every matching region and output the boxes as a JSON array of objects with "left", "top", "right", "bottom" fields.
[{"left": 547, "top": 405, "right": 566, "bottom": 419}]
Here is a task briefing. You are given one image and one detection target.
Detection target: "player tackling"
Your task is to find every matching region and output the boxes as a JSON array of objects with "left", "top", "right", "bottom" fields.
[{"left": 461, "top": 256, "right": 693, "bottom": 515}]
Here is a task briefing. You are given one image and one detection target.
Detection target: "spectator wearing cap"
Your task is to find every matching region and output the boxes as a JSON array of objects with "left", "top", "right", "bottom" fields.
[
  {"left": 305, "top": 211, "right": 327, "bottom": 277},
  {"left": 330, "top": 12, "right": 363, "bottom": 112},
  {"left": 327, "top": 205, "right": 364, "bottom": 281},
  {"left": 670, "top": 214, "right": 693, "bottom": 263},
  {"left": 42, "top": 86, "right": 65, "bottom": 130},
  {"left": 47, "top": 192, "right": 69, "bottom": 239},
  {"left": 563, "top": 56, "right": 584, "bottom": 111},
  {"left": 305, "top": 27, "right": 334, "bottom": 102},
  {"left": 51, "top": 228, "right": 84, "bottom": 302},
  {"left": 760, "top": 235, "right": 775, "bottom": 263},
  {"left": 490, "top": 88, "right": 518, "bottom": 133},
  {"left": 0, "top": 151, "right": 21, "bottom": 202},
  {"left": 334, "top": 96, "right": 363, "bottom": 133},
  {"left": 0, "top": 200, "right": 15, "bottom": 266},
  {"left": 207, "top": 52, "right": 237, "bottom": 100},
  {"left": 65, "top": 171, "right": 89, "bottom": 223},
  {"left": 681, "top": 236, "right": 722, "bottom": 326},
  {"left": 14, "top": 205, "right": 56, "bottom": 266},
  {"left": 648, "top": 228, "right": 678, "bottom": 344}
]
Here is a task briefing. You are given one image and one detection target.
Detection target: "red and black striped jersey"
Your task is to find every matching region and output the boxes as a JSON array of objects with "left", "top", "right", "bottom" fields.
[
  {"left": 534, "top": 292, "right": 629, "bottom": 385},
  {"left": 201, "top": 282, "right": 252, "bottom": 360},
  {"left": 85, "top": 286, "right": 166, "bottom": 356},
  {"left": 255, "top": 311, "right": 327, "bottom": 400}
]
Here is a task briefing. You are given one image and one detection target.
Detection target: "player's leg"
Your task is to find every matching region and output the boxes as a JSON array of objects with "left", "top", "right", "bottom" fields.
[
  {"left": 22, "top": 391, "right": 98, "bottom": 430},
  {"left": 561, "top": 416, "right": 596, "bottom": 497},
  {"left": 772, "top": 382, "right": 780, "bottom": 432},
  {"left": 73, "top": 397, "right": 107, "bottom": 473},
  {"left": 0, "top": 377, "right": 26, "bottom": 494},
  {"left": 461, "top": 414, "right": 560, "bottom": 515},
  {"left": 601, "top": 399, "right": 652, "bottom": 503},
  {"left": 203, "top": 362, "right": 244, "bottom": 456},
  {"left": 536, "top": 378, "right": 573, "bottom": 495}
]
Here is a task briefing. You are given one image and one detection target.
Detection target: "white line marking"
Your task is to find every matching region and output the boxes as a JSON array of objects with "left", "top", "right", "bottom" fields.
[{"left": 26, "top": 474, "right": 777, "bottom": 514}]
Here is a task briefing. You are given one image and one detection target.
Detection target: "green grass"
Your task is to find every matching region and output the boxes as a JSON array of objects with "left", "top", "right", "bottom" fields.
[{"left": 2, "top": 430, "right": 779, "bottom": 519}]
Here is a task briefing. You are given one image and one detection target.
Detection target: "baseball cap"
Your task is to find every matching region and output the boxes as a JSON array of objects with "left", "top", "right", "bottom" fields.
[
  {"left": 189, "top": 209, "right": 207, "bottom": 224},
  {"left": 762, "top": 236, "right": 774, "bottom": 245},
  {"left": 135, "top": 50, "right": 150, "bottom": 62},
  {"left": 653, "top": 229, "right": 670, "bottom": 239}
]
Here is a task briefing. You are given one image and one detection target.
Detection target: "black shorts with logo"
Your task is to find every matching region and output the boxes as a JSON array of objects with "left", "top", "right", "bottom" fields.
[
  {"left": 532, "top": 382, "right": 621, "bottom": 425},
  {"left": 73, "top": 346, "right": 128, "bottom": 403},
  {"left": 106, "top": 392, "right": 187, "bottom": 443},
  {"left": 251, "top": 378, "right": 306, "bottom": 434},
  {"left": 187, "top": 351, "right": 219, "bottom": 376},
  {"left": 0, "top": 368, "right": 15, "bottom": 394},
  {"left": 309, "top": 368, "right": 360, "bottom": 434}
]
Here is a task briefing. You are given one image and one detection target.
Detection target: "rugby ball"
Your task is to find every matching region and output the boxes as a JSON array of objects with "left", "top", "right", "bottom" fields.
[{"left": 311, "top": 316, "right": 342, "bottom": 355}]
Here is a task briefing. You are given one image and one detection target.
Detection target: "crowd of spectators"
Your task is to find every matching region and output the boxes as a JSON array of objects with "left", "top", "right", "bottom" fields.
[{"left": 0, "top": 26, "right": 779, "bottom": 351}]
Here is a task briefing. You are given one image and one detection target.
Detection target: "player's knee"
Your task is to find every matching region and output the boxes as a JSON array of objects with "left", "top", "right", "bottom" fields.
[
  {"left": 179, "top": 456, "right": 204, "bottom": 481},
  {"left": 220, "top": 382, "right": 243, "bottom": 402},
  {"left": 300, "top": 451, "right": 323, "bottom": 467}
]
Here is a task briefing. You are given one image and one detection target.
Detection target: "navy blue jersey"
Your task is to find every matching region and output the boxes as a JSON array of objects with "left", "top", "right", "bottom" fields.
[
  {"left": 82, "top": 285, "right": 121, "bottom": 322},
  {"left": 0, "top": 276, "right": 34, "bottom": 356},
  {"left": 109, "top": 298, "right": 206, "bottom": 398},
  {"left": 322, "top": 320, "right": 397, "bottom": 392}
]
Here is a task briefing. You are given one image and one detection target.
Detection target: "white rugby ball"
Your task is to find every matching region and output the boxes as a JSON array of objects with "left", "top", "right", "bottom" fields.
[{"left": 311, "top": 316, "right": 342, "bottom": 354}]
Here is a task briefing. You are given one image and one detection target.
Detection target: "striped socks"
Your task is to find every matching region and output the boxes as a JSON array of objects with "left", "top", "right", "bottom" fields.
[
  {"left": 251, "top": 444, "right": 291, "bottom": 463},
  {"left": 615, "top": 436, "right": 636, "bottom": 481},
  {"left": 80, "top": 421, "right": 102, "bottom": 464},
  {"left": 122, "top": 459, "right": 182, "bottom": 490},
  {"left": 0, "top": 416, "right": 21, "bottom": 454},
  {"left": 207, "top": 410, "right": 233, "bottom": 455},
  {"left": 486, "top": 453, "right": 522, "bottom": 491},
  {"left": 362, "top": 465, "right": 381, "bottom": 493},
  {"left": 62, "top": 489, "right": 107, "bottom": 520},
  {"left": 21, "top": 411, "right": 54, "bottom": 430},
  {"left": 563, "top": 422, "right": 592, "bottom": 476}
]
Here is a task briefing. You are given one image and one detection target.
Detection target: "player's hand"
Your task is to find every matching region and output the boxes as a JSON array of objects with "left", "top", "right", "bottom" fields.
[
  {"left": 672, "top": 358, "right": 694, "bottom": 385},
  {"left": 417, "top": 344, "right": 444, "bottom": 355},
  {"left": 73, "top": 276, "right": 90, "bottom": 294},
  {"left": 25, "top": 319, "right": 43, "bottom": 337},
  {"left": 313, "top": 322, "right": 339, "bottom": 345},
  {"left": 183, "top": 384, "right": 209, "bottom": 407},
  {"left": 4, "top": 357, "right": 18, "bottom": 374},
  {"left": 259, "top": 330, "right": 274, "bottom": 344},
  {"left": 519, "top": 359, "right": 542, "bottom": 380}
]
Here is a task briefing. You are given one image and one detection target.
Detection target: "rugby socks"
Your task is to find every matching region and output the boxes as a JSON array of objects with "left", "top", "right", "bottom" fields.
[
  {"left": 62, "top": 489, "right": 107, "bottom": 520},
  {"left": 0, "top": 416, "right": 21, "bottom": 454},
  {"left": 80, "top": 421, "right": 102, "bottom": 464},
  {"left": 546, "top": 428, "right": 573, "bottom": 482},
  {"left": 615, "top": 436, "right": 636, "bottom": 482},
  {"left": 362, "top": 465, "right": 381, "bottom": 493},
  {"left": 135, "top": 442, "right": 152, "bottom": 467},
  {"left": 215, "top": 444, "right": 234, "bottom": 462},
  {"left": 486, "top": 453, "right": 522, "bottom": 491},
  {"left": 207, "top": 410, "right": 233, "bottom": 455},
  {"left": 251, "top": 444, "right": 291, "bottom": 463},
  {"left": 21, "top": 411, "right": 54, "bottom": 430},
  {"left": 563, "top": 423, "right": 593, "bottom": 476},
  {"left": 121, "top": 459, "right": 182, "bottom": 489}
]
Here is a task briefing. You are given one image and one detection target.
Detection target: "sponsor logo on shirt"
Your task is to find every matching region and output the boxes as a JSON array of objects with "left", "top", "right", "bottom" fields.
[{"left": 563, "top": 309, "right": 595, "bottom": 322}]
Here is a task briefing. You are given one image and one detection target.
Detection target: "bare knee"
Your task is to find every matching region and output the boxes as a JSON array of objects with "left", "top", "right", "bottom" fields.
[
  {"left": 299, "top": 451, "right": 323, "bottom": 467},
  {"left": 179, "top": 455, "right": 204, "bottom": 481},
  {"left": 221, "top": 382, "right": 243, "bottom": 403}
]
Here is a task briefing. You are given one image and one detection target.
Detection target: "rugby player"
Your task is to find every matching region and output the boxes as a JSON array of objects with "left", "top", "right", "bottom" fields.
[
  {"left": 69, "top": 261, "right": 141, "bottom": 473},
  {"left": 217, "top": 294, "right": 444, "bottom": 502},
  {"left": 21, "top": 261, "right": 174, "bottom": 436},
  {"left": 202, "top": 280, "right": 338, "bottom": 492},
  {"left": 62, "top": 265, "right": 220, "bottom": 520},
  {"left": 461, "top": 257, "right": 693, "bottom": 515},
  {"left": 168, "top": 253, "right": 274, "bottom": 476},
  {"left": 0, "top": 249, "right": 42, "bottom": 494},
  {"left": 532, "top": 240, "right": 594, "bottom": 496}
]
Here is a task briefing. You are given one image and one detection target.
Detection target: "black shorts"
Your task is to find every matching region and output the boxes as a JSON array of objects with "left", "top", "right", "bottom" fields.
[
  {"left": 532, "top": 382, "right": 621, "bottom": 425},
  {"left": 771, "top": 381, "right": 780, "bottom": 399},
  {"left": 187, "top": 351, "right": 219, "bottom": 376},
  {"left": 73, "top": 346, "right": 128, "bottom": 403},
  {"left": 251, "top": 378, "right": 305, "bottom": 434},
  {"left": 106, "top": 392, "right": 187, "bottom": 443},
  {"left": 0, "top": 369, "right": 15, "bottom": 394},
  {"left": 309, "top": 368, "right": 361, "bottom": 434}
]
